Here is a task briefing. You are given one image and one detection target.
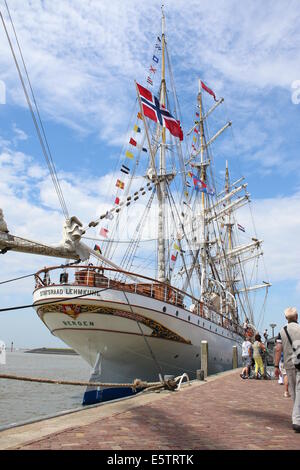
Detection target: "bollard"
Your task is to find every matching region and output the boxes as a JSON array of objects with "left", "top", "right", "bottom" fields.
[
  {"left": 196, "top": 369, "right": 205, "bottom": 381},
  {"left": 201, "top": 340, "right": 208, "bottom": 378},
  {"left": 232, "top": 345, "right": 238, "bottom": 369},
  {"left": 164, "top": 375, "right": 175, "bottom": 381}
]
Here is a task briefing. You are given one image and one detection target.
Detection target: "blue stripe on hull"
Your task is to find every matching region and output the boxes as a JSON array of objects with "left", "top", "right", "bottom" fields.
[{"left": 82, "top": 387, "right": 143, "bottom": 405}]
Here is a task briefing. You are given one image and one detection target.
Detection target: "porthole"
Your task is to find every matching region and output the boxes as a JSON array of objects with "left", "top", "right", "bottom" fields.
[
  {"left": 163, "top": 306, "right": 166, "bottom": 312},
  {"left": 188, "top": 316, "right": 190, "bottom": 321},
  {"left": 176, "top": 311, "right": 179, "bottom": 317}
]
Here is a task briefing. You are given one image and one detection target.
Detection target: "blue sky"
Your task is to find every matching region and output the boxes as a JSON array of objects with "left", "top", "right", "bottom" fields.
[{"left": 0, "top": 0, "right": 300, "bottom": 348}]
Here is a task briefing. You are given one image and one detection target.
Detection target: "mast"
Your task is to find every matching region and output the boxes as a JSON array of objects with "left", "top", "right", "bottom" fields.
[
  {"left": 224, "top": 160, "right": 235, "bottom": 296},
  {"left": 198, "top": 80, "right": 207, "bottom": 300},
  {"left": 157, "top": 6, "right": 167, "bottom": 282},
  {"left": 225, "top": 161, "right": 232, "bottom": 249}
]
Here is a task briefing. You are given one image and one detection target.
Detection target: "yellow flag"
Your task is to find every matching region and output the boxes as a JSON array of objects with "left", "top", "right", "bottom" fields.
[
  {"left": 125, "top": 151, "right": 134, "bottom": 159},
  {"left": 193, "top": 136, "right": 197, "bottom": 142},
  {"left": 173, "top": 243, "right": 180, "bottom": 251}
]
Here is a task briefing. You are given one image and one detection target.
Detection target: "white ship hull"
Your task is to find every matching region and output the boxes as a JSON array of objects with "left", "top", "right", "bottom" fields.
[{"left": 33, "top": 283, "right": 243, "bottom": 384}]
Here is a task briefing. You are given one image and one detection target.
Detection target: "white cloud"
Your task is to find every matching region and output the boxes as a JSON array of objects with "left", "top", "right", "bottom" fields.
[
  {"left": 237, "top": 192, "right": 300, "bottom": 283},
  {"left": 12, "top": 123, "right": 28, "bottom": 143},
  {"left": 1, "top": 0, "right": 300, "bottom": 143}
]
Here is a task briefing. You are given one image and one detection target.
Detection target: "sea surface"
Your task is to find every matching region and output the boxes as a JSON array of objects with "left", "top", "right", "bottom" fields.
[{"left": 0, "top": 351, "right": 91, "bottom": 430}]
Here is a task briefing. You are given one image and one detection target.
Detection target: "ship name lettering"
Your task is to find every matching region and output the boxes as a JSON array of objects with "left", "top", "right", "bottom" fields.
[
  {"left": 62, "top": 288, "right": 101, "bottom": 298},
  {"left": 62, "top": 320, "right": 94, "bottom": 327},
  {"left": 40, "top": 289, "right": 63, "bottom": 296},
  {"left": 55, "top": 289, "right": 63, "bottom": 295}
]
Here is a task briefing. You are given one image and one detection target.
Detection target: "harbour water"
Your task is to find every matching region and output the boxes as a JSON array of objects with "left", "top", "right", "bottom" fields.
[{"left": 0, "top": 351, "right": 91, "bottom": 430}]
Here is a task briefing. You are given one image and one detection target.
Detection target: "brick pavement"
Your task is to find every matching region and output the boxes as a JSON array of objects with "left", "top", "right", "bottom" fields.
[{"left": 2, "top": 370, "right": 300, "bottom": 450}]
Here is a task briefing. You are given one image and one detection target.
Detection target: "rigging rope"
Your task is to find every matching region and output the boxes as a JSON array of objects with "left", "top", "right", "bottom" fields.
[
  {"left": 0, "top": 260, "right": 80, "bottom": 286},
  {"left": 120, "top": 188, "right": 156, "bottom": 274},
  {"left": 1, "top": 5, "right": 69, "bottom": 219},
  {"left": 165, "top": 185, "right": 197, "bottom": 296}
]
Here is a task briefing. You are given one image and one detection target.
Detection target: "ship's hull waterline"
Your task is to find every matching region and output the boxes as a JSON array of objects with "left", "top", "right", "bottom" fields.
[{"left": 33, "top": 284, "right": 243, "bottom": 384}]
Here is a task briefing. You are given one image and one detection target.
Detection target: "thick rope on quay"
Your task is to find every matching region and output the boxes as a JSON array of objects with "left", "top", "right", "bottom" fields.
[
  {"left": 0, "top": 373, "right": 190, "bottom": 392},
  {"left": 0, "top": 373, "right": 155, "bottom": 390}
]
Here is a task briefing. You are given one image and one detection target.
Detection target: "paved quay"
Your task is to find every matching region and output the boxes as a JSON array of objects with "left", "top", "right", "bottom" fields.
[{"left": 0, "top": 369, "right": 299, "bottom": 450}]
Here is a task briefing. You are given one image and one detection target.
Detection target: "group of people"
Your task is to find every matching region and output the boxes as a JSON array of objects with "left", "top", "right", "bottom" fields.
[
  {"left": 241, "top": 307, "right": 300, "bottom": 433},
  {"left": 240, "top": 332, "right": 267, "bottom": 380}
]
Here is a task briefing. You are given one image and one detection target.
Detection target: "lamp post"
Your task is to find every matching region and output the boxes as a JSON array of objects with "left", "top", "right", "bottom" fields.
[{"left": 270, "top": 323, "right": 277, "bottom": 339}]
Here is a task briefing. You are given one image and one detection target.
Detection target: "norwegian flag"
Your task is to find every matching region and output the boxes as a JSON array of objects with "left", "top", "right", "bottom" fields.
[{"left": 136, "top": 83, "right": 183, "bottom": 141}]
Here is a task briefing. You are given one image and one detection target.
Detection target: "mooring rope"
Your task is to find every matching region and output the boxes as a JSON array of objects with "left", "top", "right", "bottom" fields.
[{"left": 0, "top": 373, "right": 186, "bottom": 393}]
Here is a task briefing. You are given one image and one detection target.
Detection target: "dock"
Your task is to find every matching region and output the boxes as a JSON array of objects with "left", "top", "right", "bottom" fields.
[{"left": 0, "top": 369, "right": 299, "bottom": 450}]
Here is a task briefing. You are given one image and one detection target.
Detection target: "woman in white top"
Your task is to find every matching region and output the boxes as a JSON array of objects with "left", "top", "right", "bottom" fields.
[{"left": 240, "top": 338, "right": 253, "bottom": 379}]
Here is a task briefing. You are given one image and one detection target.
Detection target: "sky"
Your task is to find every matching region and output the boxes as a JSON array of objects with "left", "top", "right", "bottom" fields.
[{"left": 0, "top": 0, "right": 300, "bottom": 348}]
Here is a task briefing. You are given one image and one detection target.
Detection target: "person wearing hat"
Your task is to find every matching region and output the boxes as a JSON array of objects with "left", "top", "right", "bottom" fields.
[{"left": 274, "top": 307, "right": 300, "bottom": 432}]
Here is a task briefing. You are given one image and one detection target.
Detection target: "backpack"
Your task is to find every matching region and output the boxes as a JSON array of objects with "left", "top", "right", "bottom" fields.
[{"left": 283, "top": 326, "right": 300, "bottom": 371}]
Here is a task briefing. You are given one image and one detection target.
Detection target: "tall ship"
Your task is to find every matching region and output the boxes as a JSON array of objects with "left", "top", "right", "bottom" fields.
[{"left": 0, "top": 7, "right": 270, "bottom": 403}]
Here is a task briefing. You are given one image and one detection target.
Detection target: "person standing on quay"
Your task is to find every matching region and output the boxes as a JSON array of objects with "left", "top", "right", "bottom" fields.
[
  {"left": 275, "top": 307, "right": 300, "bottom": 433},
  {"left": 252, "top": 333, "right": 266, "bottom": 379},
  {"left": 276, "top": 338, "right": 290, "bottom": 398},
  {"left": 240, "top": 337, "right": 253, "bottom": 379}
]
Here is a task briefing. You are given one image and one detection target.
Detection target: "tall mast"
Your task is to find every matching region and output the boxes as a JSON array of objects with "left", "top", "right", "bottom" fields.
[
  {"left": 157, "top": 5, "right": 167, "bottom": 282},
  {"left": 224, "top": 160, "right": 235, "bottom": 298},
  {"left": 225, "top": 160, "right": 233, "bottom": 250},
  {"left": 198, "top": 80, "right": 208, "bottom": 300}
]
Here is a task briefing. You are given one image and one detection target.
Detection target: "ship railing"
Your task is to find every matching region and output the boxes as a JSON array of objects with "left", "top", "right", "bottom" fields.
[{"left": 34, "top": 265, "right": 243, "bottom": 336}]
